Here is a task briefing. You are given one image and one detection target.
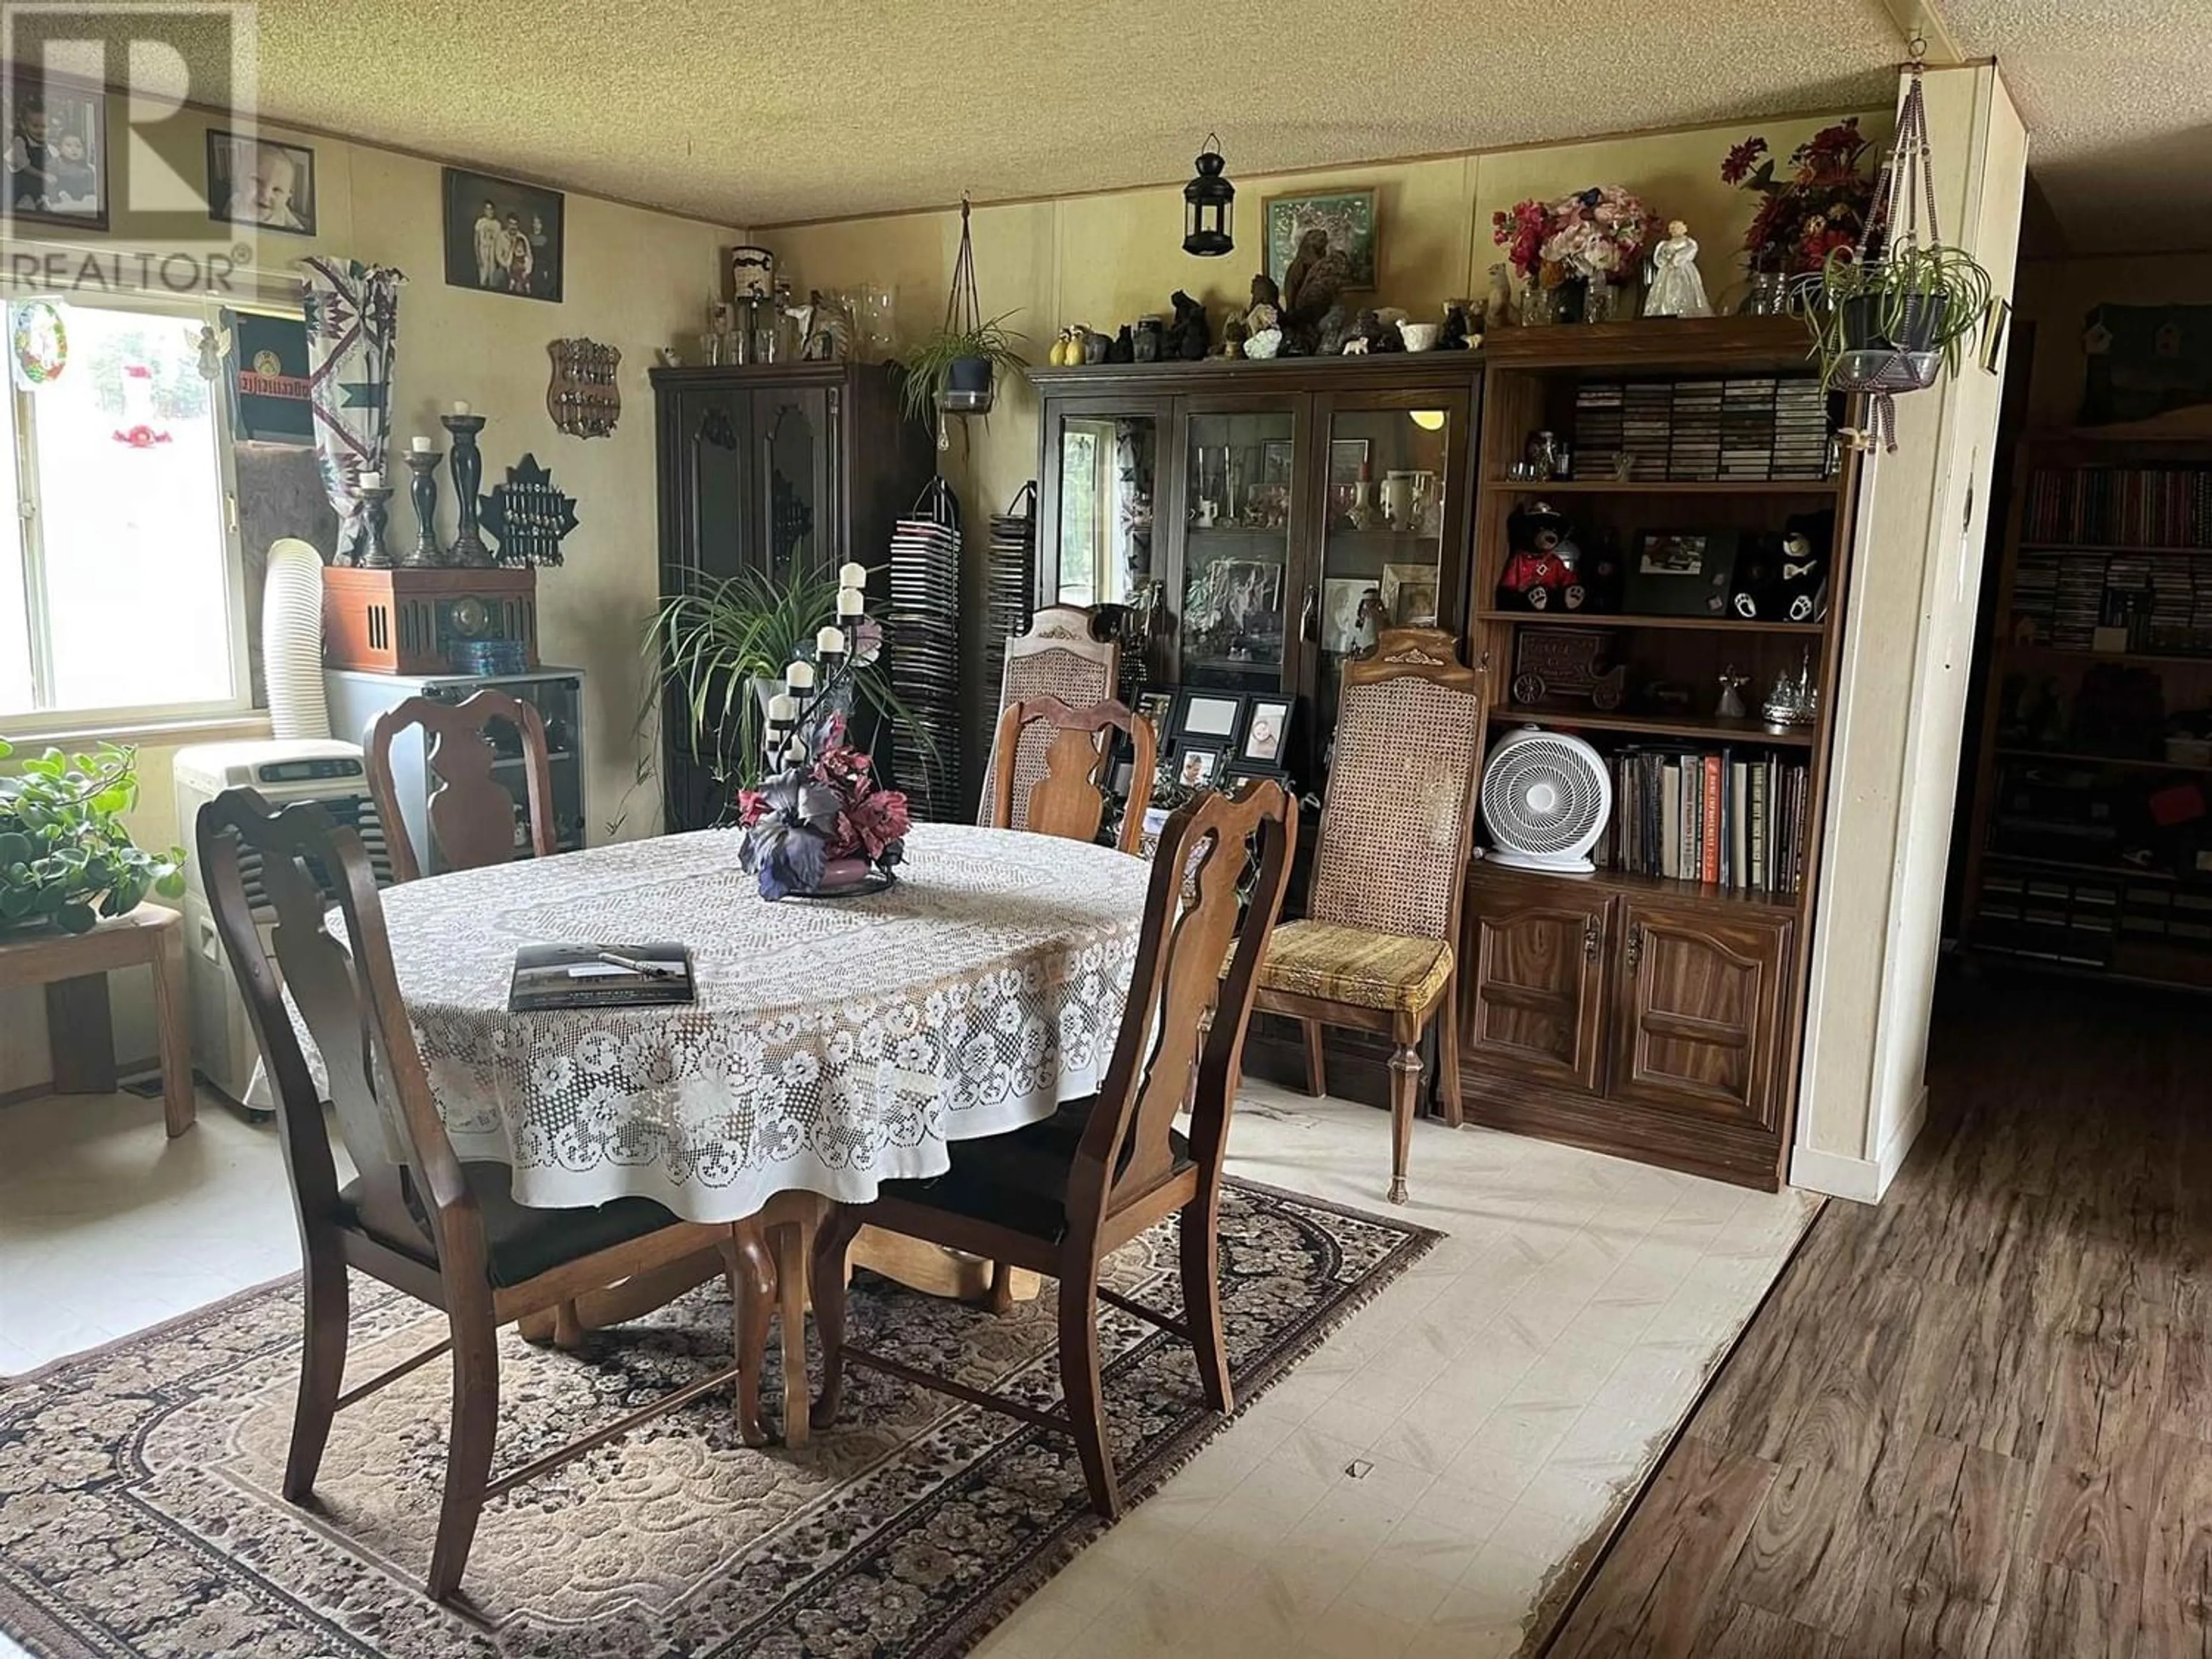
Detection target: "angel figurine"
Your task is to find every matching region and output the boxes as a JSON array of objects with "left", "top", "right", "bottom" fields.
[{"left": 1644, "top": 220, "right": 1713, "bottom": 319}]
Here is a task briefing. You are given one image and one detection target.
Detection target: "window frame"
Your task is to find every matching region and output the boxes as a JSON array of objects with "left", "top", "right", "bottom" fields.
[{"left": 0, "top": 288, "right": 255, "bottom": 740}]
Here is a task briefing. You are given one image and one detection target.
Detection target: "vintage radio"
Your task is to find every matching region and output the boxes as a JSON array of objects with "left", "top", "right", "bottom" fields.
[{"left": 321, "top": 566, "right": 539, "bottom": 675}]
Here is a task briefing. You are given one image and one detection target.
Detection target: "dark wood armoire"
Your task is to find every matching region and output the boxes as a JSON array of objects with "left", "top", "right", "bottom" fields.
[{"left": 650, "top": 361, "right": 935, "bottom": 832}]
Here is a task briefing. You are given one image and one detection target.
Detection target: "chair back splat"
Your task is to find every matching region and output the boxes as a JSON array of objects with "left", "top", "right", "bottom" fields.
[
  {"left": 1070, "top": 780, "right": 1296, "bottom": 1236},
  {"left": 987, "top": 694, "right": 1157, "bottom": 854},
  {"left": 367, "top": 687, "right": 555, "bottom": 884}
]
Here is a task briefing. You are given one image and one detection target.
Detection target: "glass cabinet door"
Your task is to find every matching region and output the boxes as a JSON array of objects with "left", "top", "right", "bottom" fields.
[
  {"left": 1051, "top": 412, "right": 1160, "bottom": 610},
  {"left": 1313, "top": 400, "right": 1462, "bottom": 755},
  {"left": 1179, "top": 407, "right": 1297, "bottom": 693}
]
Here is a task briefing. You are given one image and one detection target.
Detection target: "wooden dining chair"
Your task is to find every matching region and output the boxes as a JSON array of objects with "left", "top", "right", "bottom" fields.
[
  {"left": 1253, "top": 627, "right": 1486, "bottom": 1205},
  {"left": 196, "top": 787, "right": 779, "bottom": 1604},
  {"left": 987, "top": 694, "right": 1156, "bottom": 854},
  {"left": 809, "top": 779, "right": 1298, "bottom": 1520},
  {"left": 979, "top": 604, "right": 1120, "bottom": 831},
  {"left": 366, "top": 687, "right": 554, "bottom": 884}
]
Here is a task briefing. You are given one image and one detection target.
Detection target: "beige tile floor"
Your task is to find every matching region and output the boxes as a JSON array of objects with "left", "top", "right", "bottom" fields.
[{"left": 0, "top": 1080, "right": 1816, "bottom": 1659}]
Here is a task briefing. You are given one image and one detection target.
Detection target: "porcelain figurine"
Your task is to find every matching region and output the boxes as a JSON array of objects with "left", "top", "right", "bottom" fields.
[
  {"left": 1716, "top": 666, "right": 1750, "bottom": 720},
  {"left": 1644, "top": 220, "right": 1714, "bottom": 319},
  {"left": 1245, "top": 325, "right": 1283, "bottom": 359},
  {"left": 1108, "top": 325, "right": 1135, "bottom": 363},
  {"left": 1220, "top": 313, "right": 1249, "bottom": 357},
  {"left": 1484, "top": 261, "right": 1518, "bottom": 331},
  {"left": 1167, "top": 290, "right": 1210, "bottom": 359}
]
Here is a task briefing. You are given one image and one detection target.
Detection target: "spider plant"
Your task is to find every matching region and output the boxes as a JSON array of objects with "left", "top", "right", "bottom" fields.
[
  {"left": 646, "top": 565, "right": 936, "bottom": 793},
  {"left": 1806, "top": 241, "right": 1991, "bottom": 393},
  {"left": 898, "top": 312, "right": 1029, "bottom": 425}
]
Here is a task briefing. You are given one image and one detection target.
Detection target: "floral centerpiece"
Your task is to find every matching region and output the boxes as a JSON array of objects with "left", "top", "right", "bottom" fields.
[
  {"left": 738, "top": 717, "right": 909, "bottom": 900},
  {"left": 1722, "top": 118, "right": 1876, "bottom": 278},
  {"left": 1493, "top": 186, "right": 1654, "bottom": 323}
]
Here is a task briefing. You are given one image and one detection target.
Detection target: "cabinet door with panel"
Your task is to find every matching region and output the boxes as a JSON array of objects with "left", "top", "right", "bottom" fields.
[
  {"left": 751, "top": 383, "right": 836, "bottom": 584},
  {"left": 1610, "top": 902, "right": 1792, "bottom": 1128},
  {"left": 1460, "top": 877, "right": 1611, "bottom": 1094}
]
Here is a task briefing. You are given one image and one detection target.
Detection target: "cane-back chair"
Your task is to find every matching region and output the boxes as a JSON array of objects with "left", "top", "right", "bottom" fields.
[
  {"left": 196, "top": 788, "right": 778, "bottom": 1603},
  {"left": 366, "top": 687, "right": 555, "bottom": 884},
  {"left": 979, "top": 605, "right": 1120, "bottom": 830},
  {"left": 987, "top": 694, "right": 1156, "bottom": 854},
  {"left": 810, "top": 779, "right": 1298, "bottom": 1519},
  {"left": 1254, "top": 627, "right": 1484, "bottom": 1203}
]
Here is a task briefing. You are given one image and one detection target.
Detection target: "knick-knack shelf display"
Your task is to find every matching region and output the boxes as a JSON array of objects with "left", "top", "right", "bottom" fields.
[
  {"left": 481, "top": 453, "right": 579, "bottom": 566},
  {"left": 547, "top": 337, "right": 621, "bottom": 438}
]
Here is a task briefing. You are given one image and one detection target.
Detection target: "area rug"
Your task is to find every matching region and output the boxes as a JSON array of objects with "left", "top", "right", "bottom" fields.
[{"left": 0, "top": 1179, "right": 1435, "bottom": 1658}]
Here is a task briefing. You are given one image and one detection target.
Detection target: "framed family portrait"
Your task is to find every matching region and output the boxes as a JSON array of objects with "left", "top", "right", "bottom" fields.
[
  {"left": 1173, "top": 746, "right": 1225, "bottom": 789},
  {"left": 1381, "top": 560, "right": 1441, "bottom": 627},
  {"left": 206, "top": 131, "right": 316, "bottom": 236},
  {"left": 444, "top": 167, "right": 565, "bottom": 302},
  {"left": 1241, "top": 697, "right": 1293, "bottom": 768},
  {"left": 3, "top": 71, "right": 107, "bottom": 232},
  {"left": 1173, "top": 689, "right": 1247, "bottom": 747}
]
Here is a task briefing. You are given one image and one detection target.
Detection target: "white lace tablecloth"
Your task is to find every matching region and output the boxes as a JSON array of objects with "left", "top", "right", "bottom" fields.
[{"left": 313, "top": 824, "right": 1149, "bottom": 1222}]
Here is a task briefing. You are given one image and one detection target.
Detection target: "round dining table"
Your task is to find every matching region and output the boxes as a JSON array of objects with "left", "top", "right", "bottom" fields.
[{"left": 374, "top": 821, "right": 1152, "bottom": 1224}]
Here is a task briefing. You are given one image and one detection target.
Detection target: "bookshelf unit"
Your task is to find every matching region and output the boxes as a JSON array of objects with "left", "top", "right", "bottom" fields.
[
  {"left": 1959, "top": 431, "right": 2212, "bottom": 991},
  {"left": 1457, "top": 317, "right": 1862, "bottom": 1190}
]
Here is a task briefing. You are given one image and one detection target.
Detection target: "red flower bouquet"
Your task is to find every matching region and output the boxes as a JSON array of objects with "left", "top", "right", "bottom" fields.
[{"left": 1723, "top": 119, "right": 1876, "bottom": 276}]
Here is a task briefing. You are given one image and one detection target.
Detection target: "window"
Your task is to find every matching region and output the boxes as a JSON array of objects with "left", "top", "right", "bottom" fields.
[{"left": 0, "top": 294, "right": 247, "bottom": 728}]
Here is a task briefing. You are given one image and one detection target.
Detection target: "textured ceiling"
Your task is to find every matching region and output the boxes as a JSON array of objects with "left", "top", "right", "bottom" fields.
[
  {"left": 1943, "top": 0, "right": 2212, "bottom": 254},
  {"left": 65, "top": 1, "right": 2212, "bottom": 249}
]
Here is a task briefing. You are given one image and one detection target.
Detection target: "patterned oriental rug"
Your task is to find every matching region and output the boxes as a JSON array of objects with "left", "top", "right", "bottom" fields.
[{"left": 0, "top": 1180, "right": 1435, "bottom": 1658}]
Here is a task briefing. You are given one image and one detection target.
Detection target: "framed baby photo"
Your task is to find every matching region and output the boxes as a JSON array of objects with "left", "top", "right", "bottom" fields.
[
  {"left": 444, "top": 167, "right": 565, "bottom": 302},
  {"left": 1241, "top": 696, "right": 1294, "bottom": 767},
  {"left": 1173, "top": 688, "right": 1247, "bottom": 749},
  {"left": 3, "top": 70, "right": 108, "bottom": 232},
  {"left": 206, "top": 131, "right": 317, "bottom": 236},
  {"left": 1172, "top": 744, "right": 1226, "bottom": 790}
]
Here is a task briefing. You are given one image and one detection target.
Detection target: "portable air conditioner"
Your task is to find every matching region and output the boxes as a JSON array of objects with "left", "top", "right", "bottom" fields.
[
  {"left": 173, "top": 738, "right": 393, "bottom": 1111},
  {"left": 1479, "top": 726, "right": 1612, "bottom": 874}
]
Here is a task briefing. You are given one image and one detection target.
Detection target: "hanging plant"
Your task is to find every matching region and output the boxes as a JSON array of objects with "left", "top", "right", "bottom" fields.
[
  {"left": 1802, "top": 48, "right": 1995, "bottom": 448},
  {"left": 899, "top": 196, "right": 1027, "bottom": 443}
]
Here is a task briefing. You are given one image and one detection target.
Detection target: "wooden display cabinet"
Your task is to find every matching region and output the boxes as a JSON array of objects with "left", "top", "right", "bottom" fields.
[{"left": 1459, "top": 319, "right": 1861, "bottom": 1190}]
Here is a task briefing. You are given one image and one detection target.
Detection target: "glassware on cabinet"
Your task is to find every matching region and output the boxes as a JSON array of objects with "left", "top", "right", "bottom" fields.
[
  {"left": 1181, "top": 410, "right": 1294, "bottom": 690},
  {"left": 1054, "top": 415, "right": 1156, "bottom": 608}
]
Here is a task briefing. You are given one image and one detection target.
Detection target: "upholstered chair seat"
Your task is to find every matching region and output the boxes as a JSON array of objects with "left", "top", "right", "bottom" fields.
[
  {"left": 1260, "top": 922, "right": 1454, "bottom": 1015},
  {"left": 336, "top": 1164, "right": 691, "bottom": 1290}
]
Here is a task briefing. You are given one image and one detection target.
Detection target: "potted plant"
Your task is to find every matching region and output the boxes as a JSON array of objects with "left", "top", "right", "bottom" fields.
[
  {"left": 899, "top": 312, "right": 1028, "bottom": 423},
  {"left": 0, "top": 740, "right": 185, "bottom": 934},
  {"left": 1806, "top": 241, "right": 1991, "bottom": 394},
  {"left": 647, "top": 565, "right": 934, "bottom": 795}
]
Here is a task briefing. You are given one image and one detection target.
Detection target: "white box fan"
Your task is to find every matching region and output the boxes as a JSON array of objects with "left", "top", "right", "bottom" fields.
[{"left": 1480, "top": 726, "right": 1612, "bottom": 874}]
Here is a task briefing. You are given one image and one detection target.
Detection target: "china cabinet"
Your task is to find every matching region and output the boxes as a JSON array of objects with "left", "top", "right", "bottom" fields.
[{"left": 1028, "top": 356, "right": 1482, "bottom": 787}]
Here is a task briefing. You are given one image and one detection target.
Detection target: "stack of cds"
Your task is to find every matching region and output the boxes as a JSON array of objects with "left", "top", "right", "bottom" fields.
[
  {"left": 984, "top": 484, "right": 1038, "bottom": 714},
  {"left": 1574, "top": 376, "right": 1832, "bottom": 482},
  {"left": 886, "top": 478, "right": 963, "bottom": 821}
]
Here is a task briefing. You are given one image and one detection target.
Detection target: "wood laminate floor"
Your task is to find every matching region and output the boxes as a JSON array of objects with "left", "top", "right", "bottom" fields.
[{"left": 1544, "top": 970, "right": 2212, "bottom": 1658}]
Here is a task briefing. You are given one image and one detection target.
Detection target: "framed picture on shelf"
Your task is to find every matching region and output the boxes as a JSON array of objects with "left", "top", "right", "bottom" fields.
[
  {"left": 1624, "top": 531, "right": 1740, "bottom": 616},
  {"left": 1261, "top": 438, "right": 1294, "bottom": 484},
  {"left": 1241, "top": 696, "right": 1294, "bottom": 766},
  {"left": 1263, "top": 189, "right": 1378, "bottom": 291},
  {"left": 206, "top": 130, "right": 316, "bottom": 235},
  {"left": 1173, "top": 690, "right": 1247, "bottom": 748},
  {"left": 1381, "top": 561, "right": 1441, "bottom": 627},
  {"left": 444, "top": 167, "right": 565, "bottom": 302},
  {"left": 3, "top": 70, "right": 107, "bottom": 231},
  {"left": 1136, "top": 691, "right": 1174, "bottom": 738},
  {"left": 1328, "top": 438, "right": 1370, "bottom": 487},
  {"left": 1173, "top": 745, "right": 1226, "bottom": 789},
  {"left": 1321, "top": 577, "right": 1381, "bottom": 655}
]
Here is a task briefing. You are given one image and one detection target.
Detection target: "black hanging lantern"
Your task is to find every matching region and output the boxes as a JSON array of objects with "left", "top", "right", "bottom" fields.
[{"left": 1183, "top": 135, "right": 1234, "bottom": 257}]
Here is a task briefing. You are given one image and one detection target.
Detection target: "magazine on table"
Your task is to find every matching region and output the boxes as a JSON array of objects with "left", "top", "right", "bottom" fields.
[{"left": 507, "top": 942, "right": 696, "bottom": 1011}]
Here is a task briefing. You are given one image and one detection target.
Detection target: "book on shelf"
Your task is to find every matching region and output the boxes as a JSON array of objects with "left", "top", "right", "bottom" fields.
[{"left": 1595, "top": 745, "right": 1810, "bottom": 894}]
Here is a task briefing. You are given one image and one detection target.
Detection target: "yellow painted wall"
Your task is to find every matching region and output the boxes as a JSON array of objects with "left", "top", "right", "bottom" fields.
[{"left": 2, "top": 115, "right": 736, "bottom": 1096}]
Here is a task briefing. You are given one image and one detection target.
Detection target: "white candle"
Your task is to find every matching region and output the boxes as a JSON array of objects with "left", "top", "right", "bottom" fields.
[
  {"left": 358, "top": 471, "right": 382, "bottom": 491},
  {"left": 838, "top": 562, "right": 868, "bottom": 590},
  {"left": 816, "top": 625, "right": 846, "bottom": 656},
  {"left": 767, "top": 692, "right": 797, "bottom": 721},
  {"left": 785, "top": 660, "right": 816, "bottom": 690},
  {"left": 450, "top": 400, "right": 472, "bottom": 416},
  {"left": 837, "top": 586, "right": 865, "bottom": 616},
  {"left": 410, "top": 435, "right": 433, "bottom": 453}
]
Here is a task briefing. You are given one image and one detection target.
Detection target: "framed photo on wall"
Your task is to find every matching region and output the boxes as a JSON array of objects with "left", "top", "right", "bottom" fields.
[
  {"left": 444, "top": 167, "right": 565, "bottom": 302},
  {"left": 1263, "top": 189, "right": 1377, "bottom": 293},
  {"left": 206, "top": 130, "right": 316, "bottom": 236},
  {"left": 3, "top": 70, "right": 107, "bottom": 232}
]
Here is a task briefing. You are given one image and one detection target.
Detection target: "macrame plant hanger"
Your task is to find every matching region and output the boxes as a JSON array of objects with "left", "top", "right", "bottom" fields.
[
  {"left": 1832, "top": 38, "right": 1945, "bottom": 452},
  {"left": 935, "top": 195, "right": 986, "bottom": 450}
]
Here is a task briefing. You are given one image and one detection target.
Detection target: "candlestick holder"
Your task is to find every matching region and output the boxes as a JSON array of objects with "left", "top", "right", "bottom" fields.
[
  {"left": 356, "top": 484, "right": 396, "bottom": 570},
  {"left": 441, "top": 412, "right": 493, "bottom": 567},
  {"left": 401, "top": 449, "right": 444, "bottom": 568}
]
